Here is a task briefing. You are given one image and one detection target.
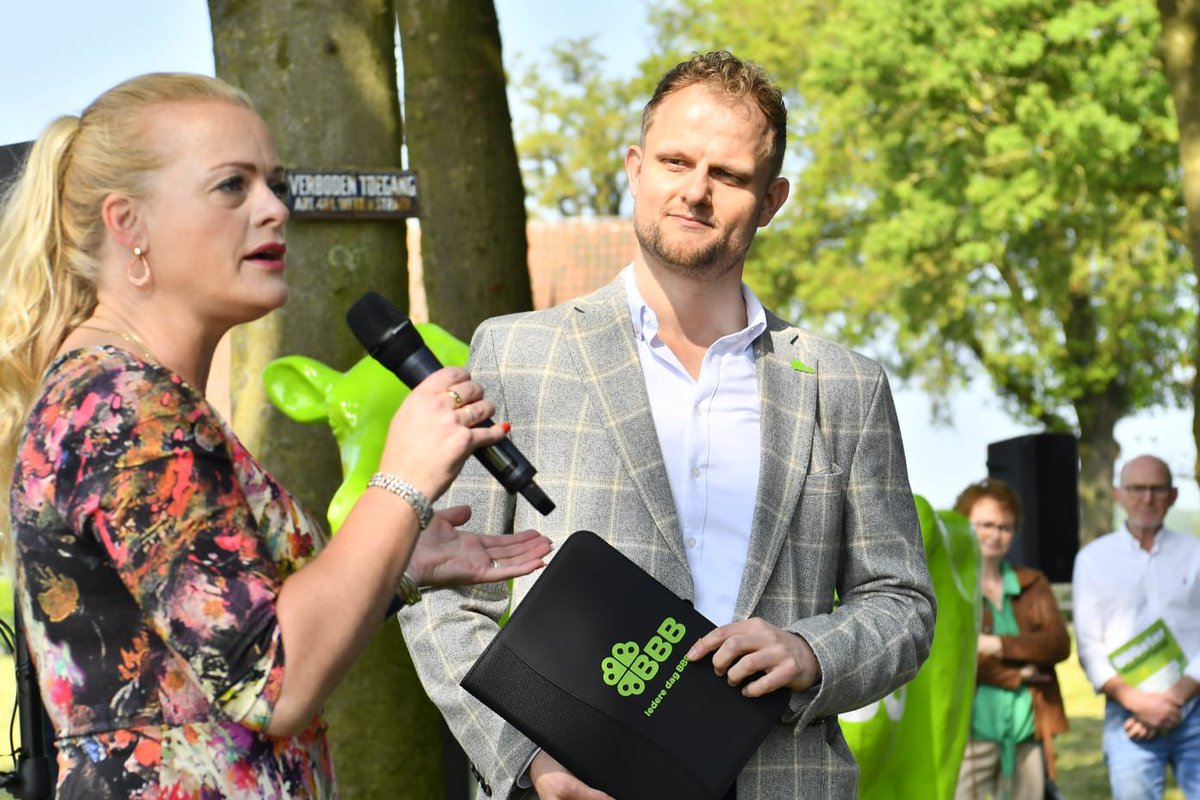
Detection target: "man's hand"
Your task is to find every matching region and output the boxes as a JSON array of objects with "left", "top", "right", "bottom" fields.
[
  {"left": 1130, "top": 693, "right": 1182, "bottom": 730},
  {"left": 1124, "top": 717, "right": 1159, "bottom": 741},
  {"left": 1107, "top": 680, "right": 1182, "bottom": 730},
  {"left": 529, "top": 751, "right": 613, "bottom": 800},
  {"left": 685, "top": 617, "right": 821, "bottom": 697}
]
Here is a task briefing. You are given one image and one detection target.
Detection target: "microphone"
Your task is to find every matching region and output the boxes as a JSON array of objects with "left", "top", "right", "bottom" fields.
[{"left": 346, "top": 291, "right": 555, "bottom": 516}]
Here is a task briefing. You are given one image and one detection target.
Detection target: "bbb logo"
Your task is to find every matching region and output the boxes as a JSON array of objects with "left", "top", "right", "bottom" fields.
[{"left": 601, "top": 617, "right": 687, "bottom": 697}]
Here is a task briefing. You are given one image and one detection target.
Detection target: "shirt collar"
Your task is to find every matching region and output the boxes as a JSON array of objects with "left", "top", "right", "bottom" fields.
[
  {"left": 1000, "top": 561, "right": 1021, "bottom": 596},
  {"left": 1121, "top": 524, "right": 1168, "bottom": 555},
  {"left": 622, "top": 265, "right": 768, "bottom": 348}
]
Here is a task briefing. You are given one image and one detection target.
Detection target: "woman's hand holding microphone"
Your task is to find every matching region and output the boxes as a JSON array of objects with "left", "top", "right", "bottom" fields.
[{"left": 374, "top": 366, "right": 551, "bottom": 589}]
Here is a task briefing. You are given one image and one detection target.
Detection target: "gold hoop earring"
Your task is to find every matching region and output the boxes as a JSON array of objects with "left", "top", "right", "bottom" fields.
[{"left": 127, "top": 246, "right": 151, "bottom": 288}]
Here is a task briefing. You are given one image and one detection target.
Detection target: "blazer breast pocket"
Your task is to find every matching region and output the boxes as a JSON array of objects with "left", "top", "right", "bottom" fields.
[
  {"left": 802, "top": 467, "right": 844, "bottom": 496},
  {"left": 796, "top": 429, "right": 844, "bottom": 510},
  {"left": 795, "top": 466, "right": 846, "bottom": 536}
]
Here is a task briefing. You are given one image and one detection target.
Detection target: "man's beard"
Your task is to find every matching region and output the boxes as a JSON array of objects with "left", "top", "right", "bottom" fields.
[{"left": 633, "top": 214, "right": 744, "bottom": 279}]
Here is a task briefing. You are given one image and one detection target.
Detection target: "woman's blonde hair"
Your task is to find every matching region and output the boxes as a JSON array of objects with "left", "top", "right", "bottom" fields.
[{"left": 0, "top": 73, "right": 254, "bottom": 533}]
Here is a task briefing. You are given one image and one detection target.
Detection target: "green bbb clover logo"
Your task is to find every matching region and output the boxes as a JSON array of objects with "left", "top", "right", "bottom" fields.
[
  {"left": 601, "top": 617, "right": 688, "bottom": 697},
  {"left": 601, "top": 641, "right": 658, "bottom": 697}
]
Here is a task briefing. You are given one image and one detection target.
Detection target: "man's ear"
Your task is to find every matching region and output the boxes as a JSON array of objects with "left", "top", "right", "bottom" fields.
[
  {"left": 625, "top": 145, "right": 644, "bottom": 200},
  {"left": 757, "top": 176, "right": 790, "bottom": 227},
  {"left": 100, "top": 192, "right": 143, "bottom": 251}
]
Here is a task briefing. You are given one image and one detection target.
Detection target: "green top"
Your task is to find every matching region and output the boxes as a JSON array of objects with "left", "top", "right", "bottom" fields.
[{"left": 970, "top": 561, "right": 1036, "bottom": 779}]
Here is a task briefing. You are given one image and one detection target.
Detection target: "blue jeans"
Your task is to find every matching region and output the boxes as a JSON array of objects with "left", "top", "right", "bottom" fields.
[{"left": 1103, "top": 698, "right": 1200, "bottom": 799}]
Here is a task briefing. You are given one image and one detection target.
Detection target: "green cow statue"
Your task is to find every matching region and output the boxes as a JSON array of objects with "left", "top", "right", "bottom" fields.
[
  {"left": 264, "top": 323, "right": 469, "bottom": 534},
  {"left": 840, "top": 498, "right": 982, "bottom": 799}
]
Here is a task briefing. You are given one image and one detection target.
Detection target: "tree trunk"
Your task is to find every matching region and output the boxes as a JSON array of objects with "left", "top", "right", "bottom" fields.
[
  {"left": 1075, "top": 395, "right": 1121, "bottom": 546},
  {"left": 1158, "top": 0, "right": 1200, "bottom": 484},
  {"left": 398, "top": 0, "right": 533, "bottom": 341},
  {"left": 208, "top": 3, "right": 443, "bottom": 798}
]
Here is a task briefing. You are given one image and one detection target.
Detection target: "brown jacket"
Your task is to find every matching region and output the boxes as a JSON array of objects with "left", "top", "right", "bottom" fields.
[{"left": 978, "top": 565, "right": 1071, "bottom": 779}]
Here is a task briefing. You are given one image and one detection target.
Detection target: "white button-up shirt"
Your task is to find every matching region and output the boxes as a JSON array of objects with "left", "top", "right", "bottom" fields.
[
  {"left": 514, "top": 270, "right": 770, "bottom": 788},
  {"left": 623, "top": 267, "right": 764, "bottom": 626},
  {"left": 1072, "top": 525, "right": 1200, "bottom": 691}
]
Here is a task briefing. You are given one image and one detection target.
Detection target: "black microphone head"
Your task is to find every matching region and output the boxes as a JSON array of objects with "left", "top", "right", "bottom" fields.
[
  {"left": 346, "top": 291, "right": 437, "bottom": 384},
  {"left": 346, "top": 292, "right": 556, "bottom": 514},
  {"left": 346, "top": 291, "right": 406, "bottom": 351}
]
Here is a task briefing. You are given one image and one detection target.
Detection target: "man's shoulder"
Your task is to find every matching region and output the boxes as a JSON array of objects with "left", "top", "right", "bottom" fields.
[
  {"left": 476, "top": 281, "right": 623, "bottom": 338},
  {"left": 1075, "top": 529, "right": 1128, "bottom": 568},
  {"left": 474, "top": 305, "right": 565, "bottom": 335},
  {"left": 762, "top": 309, "right": 886, "bottom": 378},
  {"left": 1162, "top": 527, "right": 1200, "bottom": 559},
  {"left": 1163, "top": 526, "right": 1200, "bottom": 543}
]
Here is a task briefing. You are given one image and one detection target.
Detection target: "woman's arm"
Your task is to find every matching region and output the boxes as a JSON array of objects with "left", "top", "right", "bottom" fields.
[
  {"left": 998, "top": 573, "right": 1070, "bottom": 667},
  {"left": 268, "top": 367, "right": 519, "bottom": 735},
  {"left": 976, "top": 655, "right": 1026, "bottom": 690}
]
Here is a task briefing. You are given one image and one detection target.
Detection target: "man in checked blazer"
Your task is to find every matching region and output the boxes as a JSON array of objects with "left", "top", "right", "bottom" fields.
[{"left": 399, "top": 50, "right": 936, "bottom": 800}]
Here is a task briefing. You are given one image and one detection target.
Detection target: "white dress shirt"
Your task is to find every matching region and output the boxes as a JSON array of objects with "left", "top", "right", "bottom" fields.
[
  {"left": 1072, "top": 525, "right": 1200, "bottom": 691},
  {"left": 518, "top": 270, "right": 768, "bottom": 788},
  {"left": 623, "top": 267, "right": 765, "bottom": 626}
]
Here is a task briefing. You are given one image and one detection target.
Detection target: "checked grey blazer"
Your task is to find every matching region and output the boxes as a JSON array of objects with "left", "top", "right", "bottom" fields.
[{"left": 399, "top": 278, "right": 936, "bottom": 800}]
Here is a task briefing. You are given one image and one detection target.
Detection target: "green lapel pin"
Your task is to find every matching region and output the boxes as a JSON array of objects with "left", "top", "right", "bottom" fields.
[{"left": 791, "top": 359, "right": 815, "bottom": 374}]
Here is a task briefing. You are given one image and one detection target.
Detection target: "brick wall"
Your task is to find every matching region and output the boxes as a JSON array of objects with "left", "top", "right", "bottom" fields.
[{"left": 525, "top": 217, "right": 636, "bottom": 309}]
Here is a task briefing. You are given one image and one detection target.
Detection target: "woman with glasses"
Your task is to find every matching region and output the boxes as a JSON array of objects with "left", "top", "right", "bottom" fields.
[{"left": 954, "top": 478, "right": 1071, "bottom": 800}]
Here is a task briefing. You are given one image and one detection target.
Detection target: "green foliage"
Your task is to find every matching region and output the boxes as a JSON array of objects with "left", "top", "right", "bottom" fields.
[
  {"left": 647, "top": 0, "right": 1195, "bottom": 431},
  {"left": 511, "top": 37, "right": 641, "bottom": 217}
]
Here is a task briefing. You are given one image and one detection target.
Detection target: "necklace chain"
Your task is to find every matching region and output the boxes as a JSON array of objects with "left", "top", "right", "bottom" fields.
[{"left": 75, "top": 323, "right": 156, "bottom": 362}]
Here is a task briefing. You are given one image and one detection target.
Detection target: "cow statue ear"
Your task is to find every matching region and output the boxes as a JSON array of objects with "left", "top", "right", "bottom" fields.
[
  {"left": 415, "top": 322, "right": 470, "bottom": 368},
  {"left": 263, "top": 355, "right": 343, "bottom": 423}
]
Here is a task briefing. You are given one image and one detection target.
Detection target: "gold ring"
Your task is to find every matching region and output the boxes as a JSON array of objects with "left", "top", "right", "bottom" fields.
[{"left": 447, "top": 389, "right": 464, "bottom": 408}]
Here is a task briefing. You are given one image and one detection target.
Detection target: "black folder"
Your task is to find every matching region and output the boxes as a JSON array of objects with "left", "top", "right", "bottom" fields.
[{"left": 461, "top": 530, "right": 789, "bottom": 800}]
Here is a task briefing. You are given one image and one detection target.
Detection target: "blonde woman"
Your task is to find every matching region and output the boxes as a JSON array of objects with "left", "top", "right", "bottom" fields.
[{"left": 0, "top": 73, "right": 550, "bottom": 798}]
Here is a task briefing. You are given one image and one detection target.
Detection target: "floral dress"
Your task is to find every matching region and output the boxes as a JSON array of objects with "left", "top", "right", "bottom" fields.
[{"left": 9, "top": 347, "right": 335, "bottom": 798}]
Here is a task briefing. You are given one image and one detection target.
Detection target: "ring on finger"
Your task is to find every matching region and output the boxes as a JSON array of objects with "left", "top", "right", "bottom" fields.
[{"left": 447, "top": 388, "right": 464, "bottom": 408}]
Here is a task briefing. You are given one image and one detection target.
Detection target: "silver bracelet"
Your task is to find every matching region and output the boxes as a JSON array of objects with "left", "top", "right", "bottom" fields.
[
  {"left": 398, "top": 570, "right": 422, "bottom": 606},
  {"left": 367, "top": 472, "right": 434, "bottom": 530}
]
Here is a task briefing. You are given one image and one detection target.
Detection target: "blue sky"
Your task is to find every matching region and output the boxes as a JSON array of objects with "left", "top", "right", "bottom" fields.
[
  {"left": 2, "top": 1, "right": 1195, "bottom": 511},
  {"left": 0, "top": 1, "right": 651, "bottom": 144}
]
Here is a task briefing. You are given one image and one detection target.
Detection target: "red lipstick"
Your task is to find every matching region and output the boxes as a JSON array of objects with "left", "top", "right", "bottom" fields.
[{"left": 246, "top": 242, "right": 287, "bottom": 270}]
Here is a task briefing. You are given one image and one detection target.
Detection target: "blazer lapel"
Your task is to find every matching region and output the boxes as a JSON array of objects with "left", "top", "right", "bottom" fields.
[
  {"left": 735, "top": 319, "right": 819, "bottom": 618},
  {"left": 562, "top": 282, "right": 691, "bottom": 577}
]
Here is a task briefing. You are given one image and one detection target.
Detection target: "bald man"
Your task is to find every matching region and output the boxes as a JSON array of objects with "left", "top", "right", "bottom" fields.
[{"left": 1072, "top": 455, "right": 1200, "bottom": 799}]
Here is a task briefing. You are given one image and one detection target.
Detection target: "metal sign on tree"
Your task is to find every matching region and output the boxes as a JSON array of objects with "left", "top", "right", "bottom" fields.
[{"left": 285, "top": 169, "right": 419, "bottom": 219}]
